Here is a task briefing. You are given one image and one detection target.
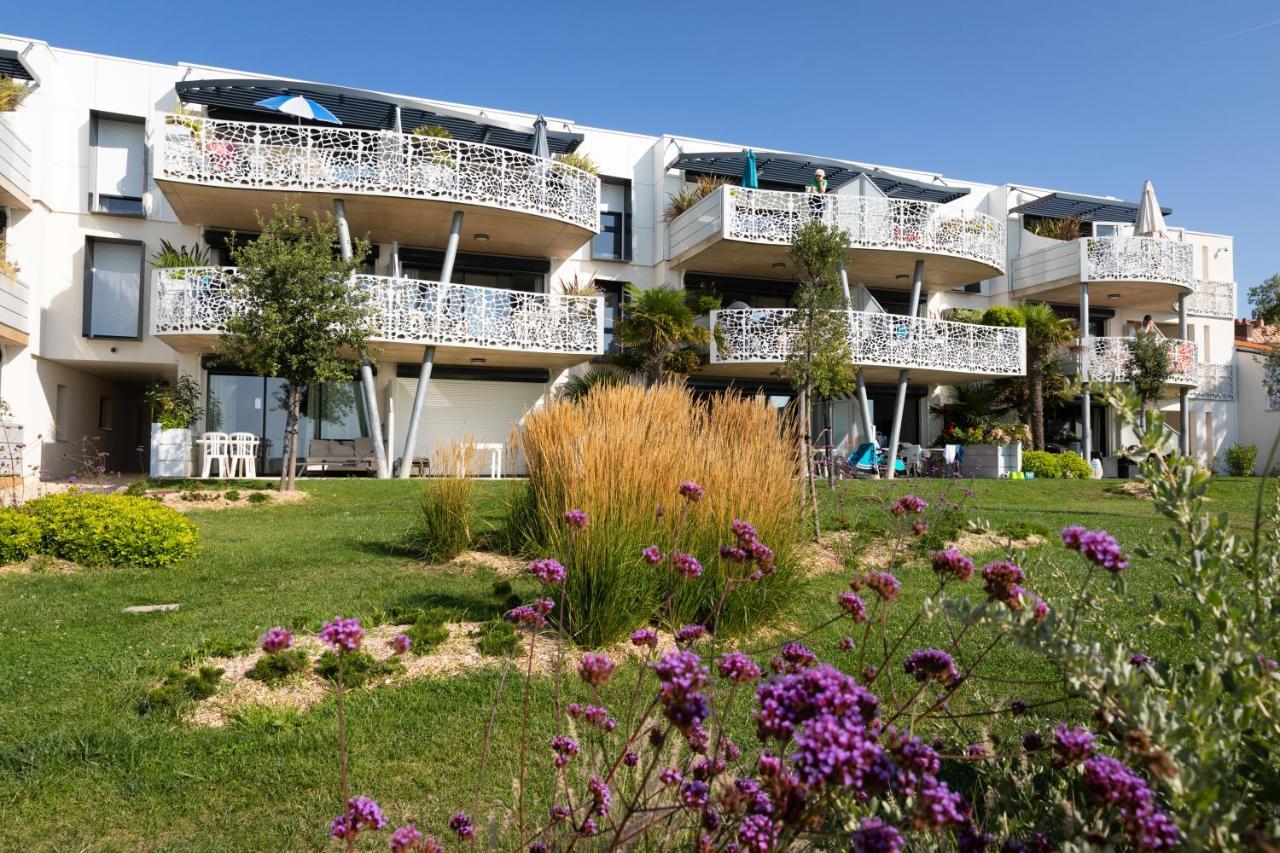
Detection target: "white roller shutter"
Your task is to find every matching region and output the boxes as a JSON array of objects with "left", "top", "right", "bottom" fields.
[
  {"left": 392, "top": 377, "right": 547, "bottom": 474},
  {"left": 89, "top": 241, "right": 141, "bottom": 337},
  {"left": 95, "top": 118, "right": 146, "bottom": 199}
]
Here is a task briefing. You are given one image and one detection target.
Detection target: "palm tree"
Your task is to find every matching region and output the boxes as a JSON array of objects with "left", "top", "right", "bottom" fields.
[
  {"left": 929, "top": 382, "right": 1002, "bottom": 432},
  {"left": 559, "top": 366, "right": 627, "bottom": 403},
  {"left": 612, "top": 284, "right": 710, "bottom": 387},
  {"left": 1019, "top": 302, "right": 1076, "bottom": 450}
]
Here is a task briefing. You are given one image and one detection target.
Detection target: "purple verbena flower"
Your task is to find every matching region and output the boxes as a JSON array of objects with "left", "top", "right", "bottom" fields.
[
  {"left": 551, "top": 734, "right": 580, "bottom": 768},
  {"left": 319, "top": 616, "right": 364, "bottom": 653},
  {"left": 860, "top": 571, "right": 901, "bottom": 602},
  {"left": 931, "top": 549, "right": 975, "bottom": 582},
  {"left": 1052, "top": 724, "right": 1096, "bottom": 767},
  {"left": 790, "top": 712, "right": 893, "bottom": 791},
  {"left": 890, "top": 494, "right": 928, "bottom": 516},
  {"left": 737, "top": 813, "right": 779, "bottom": 851},
  {"left": 528, "top": 558, "right": 566, "bottom": 584},
  {"left": 1130, "top": 652, "right": 1153, "bottom": 667},
  {"left": 756, "top": 664, "right": 879, "bottom": 743},
  {"left": 680, "top": 779, "right": 710, "bottom": 810},
  {"left": 839, "top": 635, "right": 856, "bottom": 651},
  {"left": 840, "top": 593, "right": 868, "bottom": 623},
  {"left": 676, "top": 624, "right": 708, "bottom": 645},
  {"left": 912, "top": 775, "right": 967, "bottom": 829},
  {"left": 578, "top": 652, "right": 615, "bottom": 686},
  {"left": 549, "top": 805, "right": 571, "bottom": 822},
  {"left": 642, "top": 546, "right": 665, "bottom": 565},
  {"left": 507, "top": 604, "right": 548, "bottom": 631},
  {"left": 329, "top": 796, "right": 386, "bottom": 840},
  {"left": 903, "top": 649, "right": 960, "bottom": 686},
  {"left": 659, "top": 767, "right": 683, "bottom": 785},
  {"left": 981, "top": 561, "right": 1026, "bottom": 610},
  {"left": 718, "top": 651, "right": 762, "bottom": 684},
  {"left": 850, "top": 817, "right": 904, "bottom": 852},
  {"left": 673, "top": 552, "right": 703, "bottom": 579},
  {"left": 563, "top": 508, "right": 588, "bottom": 529},
  {"left": 679, "top": 481, "right": 705, "bottom": 502},
  {"left": 1081, "top": 755, "right": 1180, "bottom": 849},
  {"left": 623, "top": 750, "right": 638, "bottom": 766},
  {"left": 588, "top": 776, "right": 611, "bottom": 815},
  {"left": 630, "top": 627, "right": 658, "bottom": 648},
  {"left": 388, "top": 824, "right": 423, "bottom": 852},
  {"left": 390, "top": 633, "right": 412, "bottom": 655},
  {"left": 448, "top": 812, "right": 474, "bottom": 841},
  {"left": 259, "top": 626, "right": 293, "bottom": 654}
]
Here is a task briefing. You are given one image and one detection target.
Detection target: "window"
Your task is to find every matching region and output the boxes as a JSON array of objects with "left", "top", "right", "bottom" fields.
[
  {"left": 84, "top": 238, "right": 143, "bottom": 338},
  {"left": 54, "top": 385, "right": 68, "bottom": 442},
  {"left": 592, "top": 179, "right": 631, "bottom": 261},
  {"left": 90, "top": 113, "right": 146, "bottom": 216},
  {"left": 98, "top": 396, "right": 114, "bottom": 431},
  {"left": 598, "top": 281, "right": 626, "bottom": 354}
]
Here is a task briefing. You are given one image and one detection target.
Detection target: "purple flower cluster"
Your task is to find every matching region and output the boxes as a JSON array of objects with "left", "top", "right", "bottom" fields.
[
  {"left": 676, "top": 624, "right": 708, "bottom": 645},
  {"left": 388, "top": 823, "right": 423, "bottom": 852},
  {"left": 1081, "top": 755, "right": 1180, "bottom": 849},
  {"left": 448, "top": 812, "right": 474, "bottom": 841},
  {"left": 850, "top": 817, "right": 904, "bottom": 852},
  {"left": 885, "top": 730, "right": 940, "bottom": 795},
  {"left": 981, "top": 561, "right": 1027, "bottom": 610},
  {"left": 755, "top": 664, "right": 879, "bottom": 743},
  {"left": 259, "top": 626, "right": 293, "bottom": 654},
  {"left": 1130, "top": 652, "right": 1153, "bottom": 667},
  {"left": 659, "top": 767, "right": 683, "bottom": 785},
  {"left": 840, "top": 592, "right": 868, "bottom": 622},
  {"left": 857, "top": 570, "right": 901, "bottom": 602},
  {"left": 588, "top": 776, "right": 611, "bottom": 815},
  {"left": 737, "top": 813, "right": 779, "bottom": 850},
  {"left": 1052, "top": 724, "right": 1096, "bottom": 767},
  {"left": 578, "top": 652, "right": 615, "bottom": 686},
  {"left": 551, "top": 734, "right": 580, "bottom": 768},
  {"left": 912, "top": 774, "right": 967, "bottom": 829},
  {"left": 673, "top": 552, "right": 703, "bottom": 579},
  {"left": 507, "top": 597, "right": 554, "bottom": 631},
  {"left": 582, "top": 705, "right": 616, "bottom": 731},
  {"left": 903, "top": 649, "right": 960, "bottom": 686},
  {"left": 770, "top": 642, "right": 817, "bottom": 675},
  {"left": 642, "top": 545, "right": 665, "bottom": 565},
  {"left": 563, "top": 508, "right": 588, "bottom": 529},
  {"left": 1062, "top": 525, "right": 1129, "bottom": 572},
  {"left": 549, "top": 804, "right": 571, "bottom": 822},
  {"left": 652, "top": 649, "right": 711, "bottom": 736},
  {"left": 930, "top": 549, "right": 975, "bottom": 582},
  {"left": 790, "top": 711, "right": 894, "bottom": 791},
  {"left": 329, "top": 796, "right": 386, "bottom": 840},
  {"left": 890, "top": 494, "right": 928, "bottom": 516},
  {"left": 390, "top": 633, "right": 412, "bottom": 655},
  {"left": 721, "top": 518, "right": 776, "bottom": 579},
  {"left": 679, "top": 480, "right": 705, "bottom": 502},
  {"left": 528, "top": 557, "right": 566, "bottom": 585},
  {"left": 679, "top": 779, "right": 710, "bottom": 809},
  {"left": 319, "top": 616, "right": 364, "bottom": 653},
  {"left": 630, "top": 627, "right": 658, "bottom": 648},
  {"left": 718, "top": 651, "right": 763, "bottom": 684}
]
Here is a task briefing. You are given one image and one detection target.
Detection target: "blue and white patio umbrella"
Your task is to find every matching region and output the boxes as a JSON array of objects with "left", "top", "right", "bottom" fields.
[{"left": 254, "top": 94, "right": 342, "bottom": 125}]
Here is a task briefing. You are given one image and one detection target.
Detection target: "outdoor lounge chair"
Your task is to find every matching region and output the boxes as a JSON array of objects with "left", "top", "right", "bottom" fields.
[
  {"left": 300, "top": 438, "right": 378, "bottom": 475},
  {"left": 846, "top": 442, "right": 905, "bottom": 478}
]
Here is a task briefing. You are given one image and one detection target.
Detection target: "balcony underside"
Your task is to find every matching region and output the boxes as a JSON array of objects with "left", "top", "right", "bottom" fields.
[
  {"left": 154, "top": 330, "right": 595, "bottom": 371},
  {"left": 1016, "top": 278, "right": 1191, "bottom": 313},
  {"left": 155, "top": 179, "right": 596, "bottom": 259},
  {"left": 698, "top": 360, "right": 1015, "bottom": 386},
  {"left": 0, "top": 172, "right": 31, "bottom": 211},
  {"left": 0, "top": 321, "right": 27, "bottom": 347},
  {"left": 675, "top": 237, "right": 1002, "bottom": 291}
]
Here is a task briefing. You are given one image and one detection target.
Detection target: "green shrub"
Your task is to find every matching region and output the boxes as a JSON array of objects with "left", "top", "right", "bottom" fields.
[
  {"left": 947, "top": 308, "right": 985, "bottom": 325},
  {"left": 0, "top": 508, "right": 41, "bottom": 563},
  {"left": 25, "top": 493, "right": 199, "bottom": 568},
  {"left": 1059, "top": 451, "right": 1092, "bottom": 479},
  {"left": 981, "top": 305, "right": 1026, "bottom": 328},
  {"left": 248, "top": 492, "right": 270, "bottom": 504},
  {"left": 314, "top": 650, "right": 401, "bottom": 687},
  {"left": 1021, "top": 450, "right": 1062, "bottom": 479},
  {"left": 405, "top": 611, "right": 450, "bottom": 654},
  {"left": 224, "top": 490, "right": 241, "bottom": 502},
  {"left": 405, "top": 464, "right": 475, "bottom": 562},
  {"left": 997, "top": 520, "right": 1051, "bottom": 540},
  {"left": 1224, "top": 443, "right": 1257, "bottom": 477},
  {"left": 247, "top": 649, "right": 310, "bottom": 684},
  {"left": 141, "top": 665, "right": 223, "bottom": 714},
  {"left": 476, "top": 620, "right": 520, "bottom": 657},
  {"left": 124, "top": 479, "right": 150, "bottom": 497},
  {"left": 492, "top": 580, "right": 514, "bottom": 599}
]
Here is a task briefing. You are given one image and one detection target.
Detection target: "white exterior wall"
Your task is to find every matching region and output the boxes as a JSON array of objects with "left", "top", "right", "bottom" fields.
[
  {"left": 0, "top": 32, "right": 1253, "bottom": 480},
  {"left": 1235, "top": 348, "right": 1280, "bottom": 474}
]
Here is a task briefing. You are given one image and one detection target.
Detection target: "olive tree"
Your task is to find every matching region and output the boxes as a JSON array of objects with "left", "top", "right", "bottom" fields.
[{"left": 222, "top": 204, "right": 374, "bottom": 491}]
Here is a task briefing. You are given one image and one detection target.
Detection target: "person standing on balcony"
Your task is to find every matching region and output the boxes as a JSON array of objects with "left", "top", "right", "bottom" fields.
[
  {"left": 806, "top": 169, "right": 828, "bottom": 220},
  {"left": 1140, "top": 314, "right": 1157, "bottom": 335}
]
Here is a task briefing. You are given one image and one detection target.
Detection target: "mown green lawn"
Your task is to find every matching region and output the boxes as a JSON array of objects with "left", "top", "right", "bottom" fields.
[{"left": 0, "top": 475, "right": 1271, "bottom": 850}]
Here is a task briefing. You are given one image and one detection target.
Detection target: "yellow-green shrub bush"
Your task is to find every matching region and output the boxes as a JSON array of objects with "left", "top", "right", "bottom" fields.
[
  {"left": 25, "top": 492, "right": 199, "bottom": 568},
  {"left": 0, "top": 508, "right": 41, "bottom": 563}
]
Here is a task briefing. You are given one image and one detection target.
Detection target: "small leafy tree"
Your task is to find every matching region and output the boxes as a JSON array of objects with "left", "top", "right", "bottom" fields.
[
  {"left": 1126, "top": 331, "right": 1171, "bottom": 428},
  {"left": 145, "top": 375, "right": 204, "bottom": 429},
  {"left": 610, "top": 284, "right": 710, "bottom": 387},
  {"left": 1247, "top": 272, "right": 1280, "bottom": 324},
  {"left": 782, "top": 219, "right": 856, "bottom": 539},
  {"left": 222, "top": 205, "right": 374, "bottom": 491}
]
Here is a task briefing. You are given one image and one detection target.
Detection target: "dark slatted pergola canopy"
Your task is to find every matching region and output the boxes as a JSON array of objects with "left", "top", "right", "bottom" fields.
[
  {"left": 1010, "top": 191, "right": 1172, "bottom": 224},
  {"left": 175, "top": 79, "right": 583, "bottom": 155},
  {"left": 671, "top": 151, "right": 970, "bottom": 204},
  {"left": 0, "top": 49, "right": 34, "bottom": 81}
]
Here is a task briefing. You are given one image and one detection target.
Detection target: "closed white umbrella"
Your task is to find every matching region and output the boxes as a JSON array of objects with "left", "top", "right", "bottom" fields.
[{"left": 1133, "top": 179, "right": 1168, "bottom": 239}]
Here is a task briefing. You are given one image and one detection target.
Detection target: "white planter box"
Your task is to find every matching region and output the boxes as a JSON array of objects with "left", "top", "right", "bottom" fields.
[
  {"left": 958, "top": 442, "right": 1022, "bottom": 479},
  {"left": 150, "top": 423, "right": 193, "bottom": 478},
  {"left": 0, "top": 420, "right": 24, "bottom": 479}
]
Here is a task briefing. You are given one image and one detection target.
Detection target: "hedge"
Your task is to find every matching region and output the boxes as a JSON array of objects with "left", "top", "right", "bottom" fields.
[
  {"left": 0, "top": 508, "right": 41, "bottom": 563},
  {"left": 1022, "top": 450, "right": 1093, "bottom": 480},
  {"left": 24, "top": 492, "right": 199, "bottom": 568}
]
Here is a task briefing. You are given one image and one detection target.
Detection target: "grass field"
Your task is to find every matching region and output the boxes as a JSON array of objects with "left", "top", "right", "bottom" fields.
[{"left": 0, "top": 475, "right": 1271, "bottom": 850}]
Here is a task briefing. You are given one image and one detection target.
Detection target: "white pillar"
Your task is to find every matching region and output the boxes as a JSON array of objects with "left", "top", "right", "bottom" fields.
[
  {"left": 1178, "top": 293, "right": 1189, "bottom": 455},
  {"left": 398, "top": 347, "right": 435, "bottom": 479},
  {"left": 885, "top": 260, "right": 923, "bottom": 479},
  {"left": 335, "top": 199, "right": 390, "bottom": 479},
  {"left": 1080, "top": 282, "right": 1092, "bottom": 461}
]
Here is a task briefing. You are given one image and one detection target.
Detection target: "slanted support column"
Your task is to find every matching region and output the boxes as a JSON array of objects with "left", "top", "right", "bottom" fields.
[
  {"left": 400, "top": 211, "right": 463, "bottom": 477},
  {"left": 1080, "top": 282, "right": 1092, "bottom": 463},
  {"left": 840, "top": 258, "right": 875, "bottom": 448},
  {"left": 1178, "top": 293, "right": 1189, "bottom": 455},
  {"left": 885, "top": 260, "right": 924, "bottom": 479},
  {"left": 334, "top": 199, "right": 390, "bottom": 479}
]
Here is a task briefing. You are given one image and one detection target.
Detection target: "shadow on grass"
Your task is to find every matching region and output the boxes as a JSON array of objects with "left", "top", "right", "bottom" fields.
[{"left": 383, "top": 591, "right": 510, "bottom": 623}]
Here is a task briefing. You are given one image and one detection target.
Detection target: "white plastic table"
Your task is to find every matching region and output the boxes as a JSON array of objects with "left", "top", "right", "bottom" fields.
[{"left": 475, "top": 443, "right": 504, "bottom": 478}]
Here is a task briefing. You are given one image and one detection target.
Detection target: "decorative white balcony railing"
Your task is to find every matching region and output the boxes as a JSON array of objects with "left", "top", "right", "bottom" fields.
[
  {"left": 153, "top": 268, "right": 603, "bottom": 355},
  {"left": 1186, "top": 279, "right": 1236, "bottom": 319},
  {"left": 724, "top": 188, "right": 1006, "bottom": 272},
  {"left": 1086, "top": 336, "right": 1198, "bottom": 386},
  {"left": 1083, "top": 236, "right": 1193, "bottom": 286},
  {"left": 159, "top": 115, "right": 600, "bottom": 232},
  {"left": 710, "top": 309, "right": 1026, "bottom": 376},
  {"left": 1190, "top": 363, "right": 1235, "bottom": 400}
]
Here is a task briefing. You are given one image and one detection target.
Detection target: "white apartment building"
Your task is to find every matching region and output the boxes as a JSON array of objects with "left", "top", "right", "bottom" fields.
[{"left": 0, "top": 35, "right": 1249, "bottom": 480}]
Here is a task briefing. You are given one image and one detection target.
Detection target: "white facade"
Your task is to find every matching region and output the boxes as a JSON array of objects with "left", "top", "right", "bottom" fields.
[{"left": 0, "top": 34, "right": 1243, "bottom": 480}]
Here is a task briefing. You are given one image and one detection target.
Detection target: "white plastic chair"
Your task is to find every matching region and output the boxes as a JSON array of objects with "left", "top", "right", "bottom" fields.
[
  {"left": 200, "top": 432, "right": 231, "bottom": 479},
  {"left": 228, "top": 432, "right": 260, "bottom": 478},
  {"left": 903, "top": 444, "right": 923, "bottom": 477}
]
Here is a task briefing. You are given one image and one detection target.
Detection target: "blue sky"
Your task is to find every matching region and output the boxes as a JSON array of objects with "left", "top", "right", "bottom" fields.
[{"left": 7, "top": 1, "right": 1278, "bottom": 314}]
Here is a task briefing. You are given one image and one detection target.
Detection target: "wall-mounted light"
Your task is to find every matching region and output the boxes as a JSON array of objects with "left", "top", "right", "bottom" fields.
[
  {"left": 473, "top": 234, "right": 490, "bottom": 242},
  {"left": 1107, "top": 293, "right": 1123, "bottom": 301},
  {"left": 470, "top": 357, "right": 486, "bottom": 365},
  {"left": 772, "top": 262, "right": 786, "bottom": 270}
]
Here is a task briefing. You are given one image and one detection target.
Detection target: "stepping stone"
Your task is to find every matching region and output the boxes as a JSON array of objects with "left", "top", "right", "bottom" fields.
[{"left": 123, "top": 603, "right": 181, "bottom": 613}]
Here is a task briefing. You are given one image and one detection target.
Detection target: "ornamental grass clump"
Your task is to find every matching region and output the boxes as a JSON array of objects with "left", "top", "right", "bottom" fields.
[
  {"left": 404, "top": 440, "right": 477, "bottom": 562},
  {"left": 515, "top": 384, "right": 802, "bottom": 646}
]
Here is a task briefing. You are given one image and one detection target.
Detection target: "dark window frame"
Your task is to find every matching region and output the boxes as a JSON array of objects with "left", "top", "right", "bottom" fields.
[
  {"left": 88, "top": 110, "right": 148, "bottom": 218},
  {"left": 592, "top": 177, "right": 632, "bottom": 262},
  {"left": 82, "top": 236, "right": 146, "bottom": 340}
]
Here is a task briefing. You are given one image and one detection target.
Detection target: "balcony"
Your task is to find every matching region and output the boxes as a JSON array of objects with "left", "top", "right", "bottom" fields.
[
  {"left": 155, "top": 116, "right": 600, "bottom": 258},
  {"left": 0, "top": 269, "right": 29, "bottom": 346},
  {"left": 1190, "top": 363, "right": 1235, "bottom": 401},
  {"left": 670, "top": 187, "right": 1005, "bottom": 288},
  {"left": 0, "top": 115, "right": 33, "bottom": 209},
  {"left": 1084, "top": 336, "right": 1198, "bottom": 389},
  {"left": 707, "top": 308, "right": 1026, "bottom": 384},
  {"left": 1186, "top": 280, "right": 1236, "bottom": 319},
  {"left": 152, "top": 268, "right": 603, "bottom": 369},
  {"left": 1011, "top": 235, "right": 1193, "bottom": 311}
]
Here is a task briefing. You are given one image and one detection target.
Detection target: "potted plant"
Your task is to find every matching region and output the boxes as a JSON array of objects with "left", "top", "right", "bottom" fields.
[
  {"left": 150, "top": 240, "right": 211, "bottom": 281},
  {"left": 146, "top": 375, "right": 204, "bottom": 478},
  {"left": 0, "top": 77, "right": 29, "bottom": 114},
  {"left": 957, "top": 420, "right": 1028, "bottom": 479}
]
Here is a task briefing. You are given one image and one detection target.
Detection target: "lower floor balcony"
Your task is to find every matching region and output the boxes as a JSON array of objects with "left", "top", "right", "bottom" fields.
[
  {"left": 151, "top": 268, "right": 603, "bottom": 369},
  {"left": 706, "top": 308, "right": 1026, "bottom": 384},
  {"left": 1083, "top": 336, "right": 1198, "bottom": 388},
  {"left": 0, "top": 270, "right": 29, "bottom": 346}
]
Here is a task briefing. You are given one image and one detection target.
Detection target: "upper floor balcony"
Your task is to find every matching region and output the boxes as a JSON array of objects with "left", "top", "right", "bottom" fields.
[
  {"left": 1083, "top": 336, "right": 1198, "bottom": 389},
  {"left": 707, "top": 308, "right": 1026, "bottom": 384},
  {"left": 1185, "top": 279, "right": 1236, "bottom": 319},
  {"left": 670, "top": 186, "right": 1005, "bottom": 289},
  {"left": 0, "top": 267, "right": 29, "bottom": 346},
  {"left": 155, "top": 116, "right": 600, "bottom": 258},
  {"left": 152, "top": 268, "right": 603, "bottom": 369},
  {"left": 0, "top": 114, "right": 33, "bottom": 210},
  {"left": 1011, "top": 235, "right": 1194, "bottom": 311}
]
